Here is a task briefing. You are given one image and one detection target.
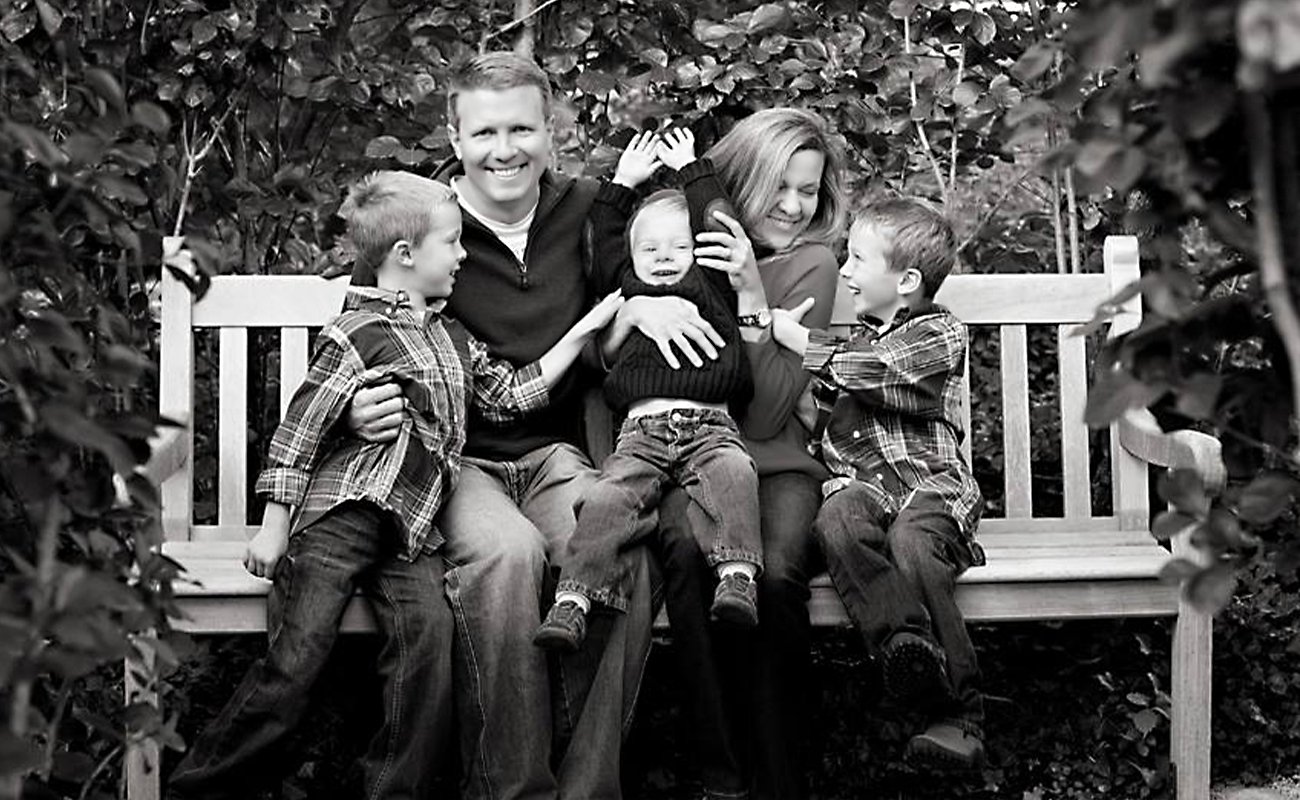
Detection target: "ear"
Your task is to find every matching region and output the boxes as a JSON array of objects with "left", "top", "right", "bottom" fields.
[
  {"left": 392, "top": 240, "right": 414, "bottom": 267},
  {"left": 448, "top": 124, "right": 461, "bottom": 160},
  {"left": 897, "top": 268, "right": 923, "bottom": 296}
]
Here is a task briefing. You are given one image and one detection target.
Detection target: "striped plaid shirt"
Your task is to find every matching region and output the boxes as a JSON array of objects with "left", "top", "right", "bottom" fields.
[
  {"left": 255, "top": 286, "right": 549, "bottom": 559},
  {"left": 804, "top": 303, "right": 984, "bottom": 556}
]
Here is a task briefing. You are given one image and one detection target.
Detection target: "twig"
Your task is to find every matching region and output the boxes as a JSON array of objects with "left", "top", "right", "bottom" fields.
[
  {"left": 490, "top": 0, "right": 561, "bottom": 40},
  {"left": 1065, "top": 167, "right": 1080, "bottom": 273},
  {"left": 957, "top": 162, "right": 1038, "bottom": 253},
  {"left": 78, "top": 743, "right": 124, "bottom": 800},
  {"left": 172, "top": 95, "right": 239, "bottom": 237},
  {"left": 904, "top": 16, "right": 949, "bottom": 205},
  {"left": 1244, "top": 91, "right": 1300, "bottom": 459},
  {"left": 948, "top": 43, "right": 964, "bottom": 196}
]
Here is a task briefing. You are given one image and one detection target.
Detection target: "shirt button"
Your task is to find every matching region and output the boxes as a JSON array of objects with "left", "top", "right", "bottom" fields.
[
  {"left": 852, "top": 430, "right": 861, "bottom": 439},
  {"left": 670, "top": 412, "right": 682, "bottom": 422}
]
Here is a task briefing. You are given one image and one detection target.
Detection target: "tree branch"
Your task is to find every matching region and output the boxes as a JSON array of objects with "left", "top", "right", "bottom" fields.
[{"left": 904, "top": 16, "right": 949, "bottom": 205}]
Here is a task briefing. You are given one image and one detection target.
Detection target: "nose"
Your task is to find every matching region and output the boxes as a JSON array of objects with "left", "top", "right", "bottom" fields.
[
  {"left": 839, "top": 259, "right": 852, "bottom": 279},
  {"left": 490, "top": 130, "right": 517, "bottom": 160},
  {"left": 777, "top": 189, "right": 801, "bottom": 216}
]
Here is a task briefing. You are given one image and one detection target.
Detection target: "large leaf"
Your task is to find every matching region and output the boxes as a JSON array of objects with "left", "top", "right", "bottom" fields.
[
  {"left": 1236, "top": 471, "right": 1300, "bottom": 525},
  {"left": 1158, "top": 468, "right": 1213, "bottom": 517}
]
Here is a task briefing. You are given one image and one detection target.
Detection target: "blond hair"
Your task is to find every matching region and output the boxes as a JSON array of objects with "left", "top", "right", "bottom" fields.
[
  {"left": 446, "top": 51, "right": 553, "bottom": 131},
  {"left": 706, "top": 107, "right": 847, "bottom": 250},
  {"left": 854, "top": 198, "right": 957, "bottom": 298},
  {"left": 339, "top": 171, "right": 456, "bottom": 285}
]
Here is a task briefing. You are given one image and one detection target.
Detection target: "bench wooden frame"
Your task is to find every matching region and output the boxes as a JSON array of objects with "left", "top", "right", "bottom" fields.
[{"left": 125, "top": 235, "right": 1222, "bottom": 800}]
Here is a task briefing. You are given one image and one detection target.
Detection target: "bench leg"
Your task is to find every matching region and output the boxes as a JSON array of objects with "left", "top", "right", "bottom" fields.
[
  {"left": 124, "top": 654, "right": 160, "bottom": 800},
  {"left": 1171, "top": 604, "right": 1212, "bottom": 800}
]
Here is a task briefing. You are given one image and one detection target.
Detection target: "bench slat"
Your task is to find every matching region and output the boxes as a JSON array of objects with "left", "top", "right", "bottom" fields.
[
  {"left": 280, "top": 328, "right": 309, "bottom": 415},
  {"left": 218, "top": 329, "right": 248, "bottom": 527},
  {"left": 1059, "top": 326, "right": 1091, "bottom": 517},
  {"left": 1000, "top": 325, "right": 1032, "bottom": 516}
]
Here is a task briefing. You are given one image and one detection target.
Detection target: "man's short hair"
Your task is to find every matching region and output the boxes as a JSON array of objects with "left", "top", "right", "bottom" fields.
[
  {"left": 446, "top": 51, "right": 553, "bottom": 130},
  {"left": 339, "top": 171, "right": 456, "bottom": 286},
  {"left": 627, "top": 189, "right": 689, "bottom": 245},
  {"left": 854, "top": 198, "right": 958, "bottom": 298}
]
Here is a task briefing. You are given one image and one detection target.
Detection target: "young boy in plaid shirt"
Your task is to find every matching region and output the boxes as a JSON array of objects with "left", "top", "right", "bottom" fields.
[
  {"left": 168, "top": 171, "right": 621, "bottom": 800},
  {"left": 769, "top": 198, "right": 988, "bottom": 770}
]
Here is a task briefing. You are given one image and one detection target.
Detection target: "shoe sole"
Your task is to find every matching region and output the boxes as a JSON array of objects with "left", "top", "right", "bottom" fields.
[
  {"left": 883, "top": 637, "right": 953, "bottom": 707},
  {"left": 709, "top": 599, "right": 758, "bottom": 627},
  {"left": 532, "top": 628, "right": 581, "bottom": 653},
  {"left": 904, "top": 737, "right": 986, "bottom": 772}
]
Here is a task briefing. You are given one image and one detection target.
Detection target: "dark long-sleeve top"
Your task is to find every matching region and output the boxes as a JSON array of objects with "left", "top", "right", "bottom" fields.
[
  {"left": 255, "top": 286, "right": 549, "bottom": 559},
  {"left": 589, "top": 180, "right": 752, "bottom": 413}
]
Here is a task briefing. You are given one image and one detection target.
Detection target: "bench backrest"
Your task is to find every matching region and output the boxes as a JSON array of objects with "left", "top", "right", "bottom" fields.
[{"left": 158, "top": 236, "right": 1145, "bottom": 543}]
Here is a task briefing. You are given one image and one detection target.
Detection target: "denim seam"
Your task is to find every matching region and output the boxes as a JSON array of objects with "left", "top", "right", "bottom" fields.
[
  {"left": 366, "top": 574, "right": 403, "bottom": 800},
  {"left": 706, "top": 546, "right": 764, "bottom": 573},
  {"left": 446, "top": 568, "right": 496, "bottom": 800},
  {"left": 556, "top": 578, "right": 628, "bottom": 613}
]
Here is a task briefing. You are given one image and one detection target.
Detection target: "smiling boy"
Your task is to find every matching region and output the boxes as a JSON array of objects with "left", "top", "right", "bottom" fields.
[{"left": 770, "top": 198, "right": 988, "bottom": 770}]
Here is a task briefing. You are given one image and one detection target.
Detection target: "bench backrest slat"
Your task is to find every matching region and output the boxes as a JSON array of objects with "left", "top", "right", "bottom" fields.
[
  {"left": 1057, "top": 326, "right": 1092, "bottom": 518},
  {"left": 999, "top": 324, "right": 1033, "bottom": 517},
  {"left": 160, "top": 236, "right": 1146, "bottom": 542},
  {"left": 218, "top": 328, "right": 249, "bottom": 527}
]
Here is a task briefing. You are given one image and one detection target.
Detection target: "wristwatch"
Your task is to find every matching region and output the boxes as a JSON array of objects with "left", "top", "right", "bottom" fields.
[{"left": 737, "top": 308, "right": 772, "bottom": 328}]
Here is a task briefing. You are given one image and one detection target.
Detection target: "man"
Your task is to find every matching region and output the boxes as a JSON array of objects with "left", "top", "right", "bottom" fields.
[{"left": 347, "top": 52, "right": 721, "bottom": 799}]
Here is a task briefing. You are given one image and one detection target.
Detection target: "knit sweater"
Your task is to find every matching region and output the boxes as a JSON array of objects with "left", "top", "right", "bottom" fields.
[{"left": 431, "top": 159, "right": 612, "bottom": 460}]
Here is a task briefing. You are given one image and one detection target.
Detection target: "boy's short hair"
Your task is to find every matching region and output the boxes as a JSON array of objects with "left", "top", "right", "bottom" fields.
[
  {"left": 627, "top": 189, "right": 689, "bottom": 245},
  {"left": 446, "top": 52, "right": 553, "bottom": 131},
  {"left": 854, "top": 198, "right": 958, "bottom": 298},
  {"left": 339, "top": 171, "right": 457, "bottom": 286}
]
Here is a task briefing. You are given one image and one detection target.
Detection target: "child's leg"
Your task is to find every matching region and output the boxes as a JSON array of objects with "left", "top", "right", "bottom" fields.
[
  {"left": 168, "top": 502, "right": 379, "bottom": 798},
  {"left": 360, "top": 545, "right": 456, "bottom": 799},
  {"left": 886, "top": 503, "right": 983, "bottom": 735},
  {"left": 811, "top": 481, "right": 932, "bottom": 650}
]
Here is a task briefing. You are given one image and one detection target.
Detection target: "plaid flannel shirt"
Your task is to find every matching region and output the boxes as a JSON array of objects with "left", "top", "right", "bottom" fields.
[
  {"left": 804, "top": 303, "right": 985, "bottom": 562},
  {"left": 255, "top": 286, "right": 549, "bottom": 559}
]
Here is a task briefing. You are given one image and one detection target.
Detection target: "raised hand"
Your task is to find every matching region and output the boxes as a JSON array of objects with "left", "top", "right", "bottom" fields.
[
  {"left": 694, "top": 210, "right": 760, "bottom": 294},
  {"left": 657, "top": 127, "right": 696, "bottom": 171},
  {"left": 613, "top": 131, "right": 662, "bottom": 189}
]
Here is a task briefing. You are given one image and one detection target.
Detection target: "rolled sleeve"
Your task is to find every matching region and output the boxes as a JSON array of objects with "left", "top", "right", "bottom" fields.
[
  {"left": 255, "top": 466, "right": 312, "bottom": 506},
  {"left": 803, "top": 329, "right": 843, "bottom": 374}
]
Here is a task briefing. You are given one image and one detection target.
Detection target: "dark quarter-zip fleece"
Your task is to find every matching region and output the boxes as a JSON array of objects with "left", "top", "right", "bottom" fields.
[{"left": 433, "top": 159, "right": 608, "bottom": 461}]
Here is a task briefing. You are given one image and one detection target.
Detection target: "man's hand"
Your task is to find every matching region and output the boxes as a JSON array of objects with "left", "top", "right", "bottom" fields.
[
  {"left": 771, "top": 297, "right": 816, "bottom": 356},
  {"left": 613, "top": 131, "right": 662, "bottom": 189},
  {"left": 245, "top": 508, "right": 290, "bottom": 579},
  {"left": 617, "top": 295, "right": 724, "bottom": 369},
  {"left": 347, "top": 382, "right": 404, "bottom": 443},
  {"left": 657, "top": 127, "right": 696, "bottom": 171}
]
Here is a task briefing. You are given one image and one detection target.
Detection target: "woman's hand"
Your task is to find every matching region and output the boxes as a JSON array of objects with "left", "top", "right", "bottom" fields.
[
  {"left": 694, "top": 210, "right": 762, "bottom": 296},
  {"left": 573, "top": 290, "right": 625, "bottom": 338},
  {"left": 613, "top": 131, "right": 662, "bottom": 189},
  {"left": 657, "top": 127, "right": 696, "bottom": 171},
  {"left": 346, "top": 382, "right": 405, "bottom": 443}
]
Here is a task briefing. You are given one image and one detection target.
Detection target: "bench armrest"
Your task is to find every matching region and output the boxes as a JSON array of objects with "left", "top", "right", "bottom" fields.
[
  {"left": 1117, "top": 408, "right": 1227, "bottom": 493},
  {"left": 140, "top": 423, "right": 190, "bottom": 485}
]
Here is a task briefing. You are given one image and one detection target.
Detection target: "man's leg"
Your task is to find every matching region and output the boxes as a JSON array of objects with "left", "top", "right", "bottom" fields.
[
  {"left": 363, "top": 546, "right": 456, "bottom": 800},
  {"left": 440, "top": 459, "right": 556, "bottom": 800},
  {"left": 169, "top": 505, "right": 372, "bottom": 799},
  {"left": 747, "top": 472, "right": 822, "bottom": 800},
  {"left": 517, "top": 442, "right": 653, "bottom": 800}
]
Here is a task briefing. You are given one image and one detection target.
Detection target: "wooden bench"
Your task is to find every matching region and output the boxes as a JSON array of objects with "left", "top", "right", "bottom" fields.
[{"left": 125, "top": 235, "right": 1223, "bottom": 800}]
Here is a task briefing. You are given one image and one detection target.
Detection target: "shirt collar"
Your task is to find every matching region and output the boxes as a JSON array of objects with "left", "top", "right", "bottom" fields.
[
  {"left": 343, "top": 285, "right": 419, "bottom": 315},
  {"left": 859, "top": 300, "right": 943, "bottom": 331}
]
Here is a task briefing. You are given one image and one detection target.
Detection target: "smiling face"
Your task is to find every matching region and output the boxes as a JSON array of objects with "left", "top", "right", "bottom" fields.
[
  {"left": 629, "top": 203, "right": 694, "bottom": 286},
  {"left": 840, "top": 222, "right": 913, "bottom": 322},
  {"left": 407, "top": 202, "right": 466, "bottom": 300},
  {"left": 755, "top": 148, "right": 825, "bottom": 252},
  {"left": 449, "top": 85, "right": 552, "bottom": 224}
]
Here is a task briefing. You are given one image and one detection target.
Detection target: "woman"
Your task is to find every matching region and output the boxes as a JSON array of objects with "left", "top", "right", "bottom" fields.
[{"left": 653, "top": 107, "right": 847, "bottom": 800}]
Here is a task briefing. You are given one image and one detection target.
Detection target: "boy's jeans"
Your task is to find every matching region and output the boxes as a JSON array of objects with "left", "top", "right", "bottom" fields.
[
  {"left": 437, "top": 441, "right": 653, "bottom": 800},
  {"left": 812, "top": 483, "right": 985, "bottom": 732},
  {"left": 558, "top": 408, "right": 762, "bottom": 611},
  {"left": 168, "top": 501, "right": 454, "bottom": 800}
]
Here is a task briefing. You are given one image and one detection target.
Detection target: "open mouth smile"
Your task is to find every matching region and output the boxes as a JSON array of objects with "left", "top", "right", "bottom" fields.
[{"left": 489, "top": 165, "right": 524, "bottom": 179}]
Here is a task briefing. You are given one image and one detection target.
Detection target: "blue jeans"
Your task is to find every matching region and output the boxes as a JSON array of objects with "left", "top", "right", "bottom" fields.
[
  {"left": 168, "top": 501, "right": 455, "bottom": 800},
  {"left": 438, "top": 442, "right": 653, "bottom": 800},
  {"left": 559, "top": 409, "right": 761, "bottom": 611},
  {"left": 653, "top": 471, "right": 823, "bottom": 800},
  {"left": 813, "top": 482, "right": 984, "bottom": 732}
]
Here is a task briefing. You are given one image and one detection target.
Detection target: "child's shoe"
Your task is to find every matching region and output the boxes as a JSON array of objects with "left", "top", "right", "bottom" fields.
[
  {"left": 710, "top": 572, "right": 758, "bottom": 627},
  {"left": 881, "top": 630, "right": 952, "bottom": 707},
  {"left": 534, "top": 600, "right": 587, "bottom": 652},
  {"left": 904, "top": 721, "right": 986, "bottom": 770}
]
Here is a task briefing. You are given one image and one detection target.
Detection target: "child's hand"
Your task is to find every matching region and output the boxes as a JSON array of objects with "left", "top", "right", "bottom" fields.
[
  {"left": 771, "top": 297, "right": 815, "bottom": 356},
  {"left": 613, "top": 132, "right": 662, "bottom": 189},
  {"left": 245, "top": 518, "right": 290, "bottom": 579},
  {"left": 657, "top": 127, "right": 696, "bottom": 171},
  {"left": 575, "top": 290, "right": 626, "bottom": 337}
]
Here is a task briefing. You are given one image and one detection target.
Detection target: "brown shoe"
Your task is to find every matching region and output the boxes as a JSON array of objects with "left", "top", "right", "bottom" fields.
[
  {"left": 881, "top": 631, "right": 952, "bottom": 708},
  {"left": 710, "top": 572, "right": 758, "bottom": 627},
  {"left": 534, "top": 600, "right": 587, "bottom": 652},
  {"left": 904, "top": 722, "right": 986, "bottom": 771}
]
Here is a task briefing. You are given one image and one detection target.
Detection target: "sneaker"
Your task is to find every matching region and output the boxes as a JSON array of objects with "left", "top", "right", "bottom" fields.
[
  {"left": 904, "top": 721, "right": 986, "bottom": 771},
  {"left": 881, "top": 631, "right": 952, "bottom": 708},
  {"left": 534, "top": 600, "right": 587, "bottom": 652},
  {"left": 710, "top": 572, "right": 758, "bottom": 627}
]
